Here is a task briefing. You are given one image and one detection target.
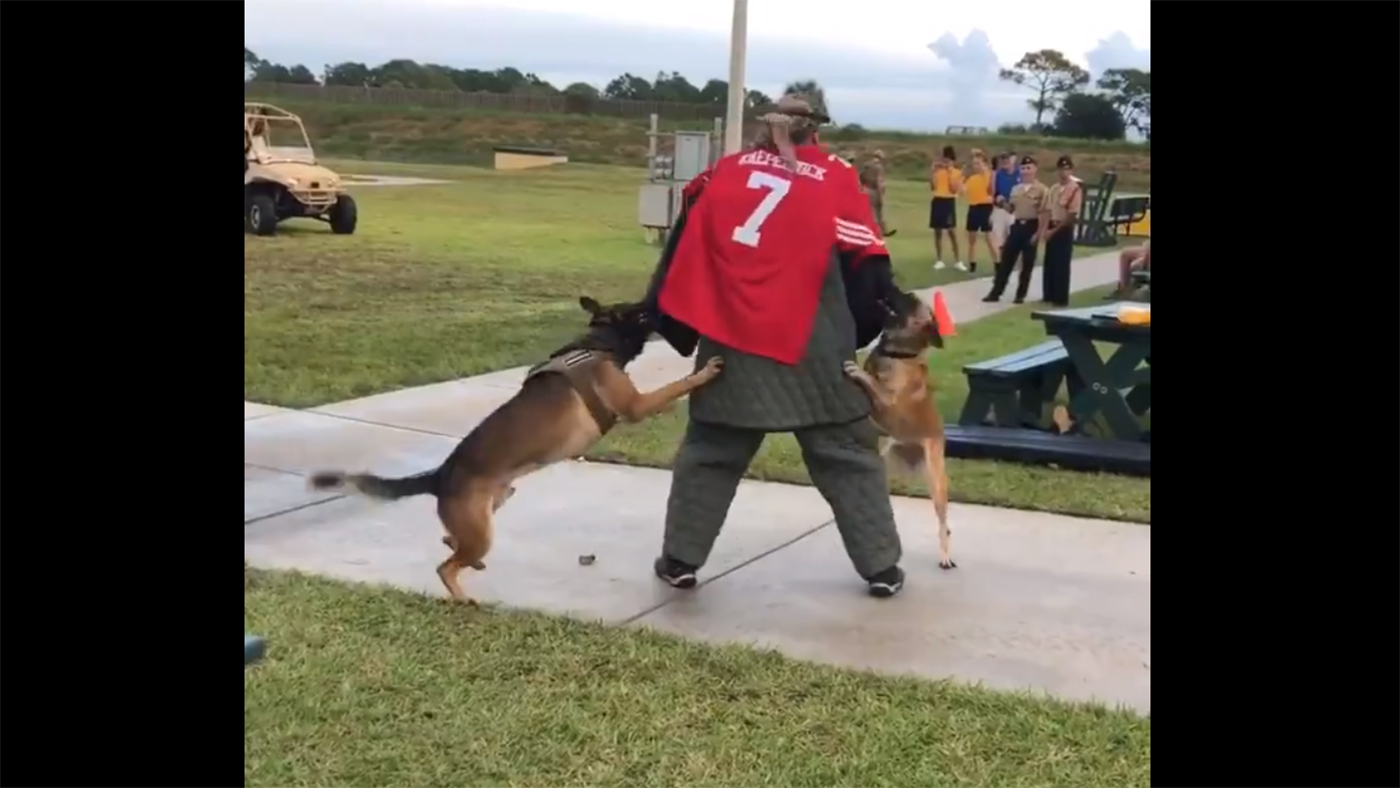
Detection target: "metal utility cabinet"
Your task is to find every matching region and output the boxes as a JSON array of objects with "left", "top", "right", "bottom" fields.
[{"left": 638, "top": 114, "right": 723, "bottom": 243}]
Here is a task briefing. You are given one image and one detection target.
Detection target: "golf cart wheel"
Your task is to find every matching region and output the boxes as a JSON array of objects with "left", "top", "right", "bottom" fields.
[
  {"left": 246, "top": 193, "right": 278, "bottom": 236},
  {"left": 329, "top": 193, "right": 358, "bottom": 235}
]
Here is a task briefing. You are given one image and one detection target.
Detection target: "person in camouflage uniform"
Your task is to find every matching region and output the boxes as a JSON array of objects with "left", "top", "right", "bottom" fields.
[
  {"left": 859, "top": 149, "right": 896, "bottom": 236},
  {"left": 643, "top": 95, "right": 908, "bottom": 598}
]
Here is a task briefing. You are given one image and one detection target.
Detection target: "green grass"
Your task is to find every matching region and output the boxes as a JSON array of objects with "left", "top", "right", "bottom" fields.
[
  {"left": 245, "top": 567, "right": 1151, "bottom": 788},
  {"left": 246, "top": 160, "right": 1015, "bottom": 407},
  {"left": 592, "top": 286, "right": 1150, "bottom": 523},
  {"left": 244, "top": 94, "right": 1152, "bottom": 193}
]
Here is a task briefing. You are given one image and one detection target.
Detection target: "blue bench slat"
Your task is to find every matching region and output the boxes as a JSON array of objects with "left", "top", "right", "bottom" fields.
[
  {"left": 945, "top": 425, "right": 1150, "bottom": 476},
  {"left": 964, "top": 339, "right": 1068, "bottom": 377}
]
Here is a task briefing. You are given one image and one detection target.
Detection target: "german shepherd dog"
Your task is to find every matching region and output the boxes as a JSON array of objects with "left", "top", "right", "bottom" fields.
[
  {"left": 310, "top": 296, "right": 724, "bottom": 604},
  {"left": 841, "top": 290, "right": 955, "bottom": 569}
]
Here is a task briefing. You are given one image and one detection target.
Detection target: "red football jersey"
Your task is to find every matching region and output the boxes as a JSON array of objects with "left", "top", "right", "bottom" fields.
[{"left": 657, "top": 145, "right": 886, "bottom": 365}]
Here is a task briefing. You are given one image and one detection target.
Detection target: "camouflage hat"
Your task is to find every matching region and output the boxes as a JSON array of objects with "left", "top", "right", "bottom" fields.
[{"left": 754, "top": 94, "right": 831, "bottom": 125}]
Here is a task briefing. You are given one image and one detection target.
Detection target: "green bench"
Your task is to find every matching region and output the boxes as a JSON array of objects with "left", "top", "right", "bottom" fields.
[
  {"left": 959, "top": 340, "right": 1080, "bottom": 428},
  {"left": 1074, "top": 172, "right": 1150, "bottom": 247},
  {"left": 945, "top": 424, "right": 1150, "bottom": 476},
  {"left": 245, "top": 634, "right": 267, "bottom": 666}
]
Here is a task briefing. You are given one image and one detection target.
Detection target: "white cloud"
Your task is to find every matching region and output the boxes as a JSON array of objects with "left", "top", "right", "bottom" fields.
[{"left": 245, "top": 0, "right": 1149, "bottom": 131}]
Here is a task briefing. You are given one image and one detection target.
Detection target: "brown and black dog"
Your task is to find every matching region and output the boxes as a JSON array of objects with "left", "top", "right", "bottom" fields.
[
  {"left": 841, "top": 290, "right": 955, "bottom": 569},
  {"left": 310, "top": 296, "right": 724, "bottom": 604}
]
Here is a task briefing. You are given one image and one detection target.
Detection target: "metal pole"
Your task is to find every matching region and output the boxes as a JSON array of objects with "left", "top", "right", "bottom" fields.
[
  {"left": 646, "top": 113, "right": 659, "bottom": 178},
  {"left": 723, "top": 0, "right": 749, "bottom": 155}
]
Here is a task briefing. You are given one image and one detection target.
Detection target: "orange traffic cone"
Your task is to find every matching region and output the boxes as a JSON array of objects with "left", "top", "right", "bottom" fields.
[{"left": 932, "top": 290, "right": 957, "bottom": 337}]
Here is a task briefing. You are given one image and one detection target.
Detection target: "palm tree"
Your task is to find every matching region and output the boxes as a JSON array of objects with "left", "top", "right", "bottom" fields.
[{"left": 782, "top": 79, "right": 830, "bottom": 121}]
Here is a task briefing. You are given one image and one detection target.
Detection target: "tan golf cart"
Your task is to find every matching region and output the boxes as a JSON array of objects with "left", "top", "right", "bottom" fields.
[{"left": 244, "top": 102, "right": 357, "bottom": 236}]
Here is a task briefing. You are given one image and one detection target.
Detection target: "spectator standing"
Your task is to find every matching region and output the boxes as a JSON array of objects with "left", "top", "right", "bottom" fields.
[
  {"left": 929, "top": 145, "right": 963, "bottom": 270},
  {"left": 990, "top": 152, "right": 1019, "bottom": 260},
  {"left": 961, "top": 149, "right": 996, "bottom": 273},
  {"left": 859, "top": 150, "right": 895, "bottom": 236},
  {"left": 1041, "top": 155, "right": 1084, "bottom": 306},
  {"left": 982, "top": 155, "right": 1050, "bottom": 304}
]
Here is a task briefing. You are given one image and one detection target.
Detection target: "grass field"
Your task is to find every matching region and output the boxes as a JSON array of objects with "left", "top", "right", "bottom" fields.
[
  {"left": 245, "top": 95, "right": 1152, "bottom": 193},
  {"left": 244, "top": 160, "right": 1149, "bottom": 522},
  {"left": 245, "top": 566, "right": 1152, "bottom": 788}
]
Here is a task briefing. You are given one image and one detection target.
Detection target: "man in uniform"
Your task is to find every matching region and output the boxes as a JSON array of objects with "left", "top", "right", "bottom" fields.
[
  {"left": 982, "top": 155, "right": 1050, "bottom": 304},
  {"left": 1041, "top": 155, "right": 1084, "bottom": 306},
  {"left": 644, "top": 95, "right": 908, "bottom": 598},
  {"left": 859, "top": 150, "right": 895, "bottom": 236}
]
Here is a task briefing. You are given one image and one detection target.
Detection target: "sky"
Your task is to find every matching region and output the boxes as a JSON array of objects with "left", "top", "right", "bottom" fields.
[{"left": 245, "top": 0, "right": 1151, "bottom": 132}]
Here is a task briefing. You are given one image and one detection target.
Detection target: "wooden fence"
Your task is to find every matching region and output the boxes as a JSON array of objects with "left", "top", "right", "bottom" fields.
[{"left": 243, "top": 82, "right": 727, "bottom": 122}]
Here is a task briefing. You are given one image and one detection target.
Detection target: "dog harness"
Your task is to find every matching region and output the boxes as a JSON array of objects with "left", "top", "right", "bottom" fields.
[{"left": 525, "top": 349, "right": 618, "bottom": 432}]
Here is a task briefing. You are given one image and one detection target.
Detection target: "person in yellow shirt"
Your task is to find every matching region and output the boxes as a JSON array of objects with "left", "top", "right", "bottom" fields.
[
  {"left": 928, "top": 145, "right": 963, "bottom": 270},
  {"left": 961, "top": 149, "right": 996, "bottom": 274}
]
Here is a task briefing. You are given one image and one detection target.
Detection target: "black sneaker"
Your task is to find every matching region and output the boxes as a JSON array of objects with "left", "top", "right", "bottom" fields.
[
  {"left": 654, "top": 556, "right": 698, "bottom": 589},
  {"left": 968, "top": 261, "right": 978, "bottom": 273},
  {"left": 981, "top": 294, "right": 1000, "bottom": 303},
  {"left": 865, "top": 565, "right": 906, "bottom": 598}
]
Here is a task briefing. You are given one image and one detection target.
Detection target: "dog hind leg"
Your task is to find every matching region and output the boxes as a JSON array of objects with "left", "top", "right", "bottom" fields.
[{"left": 436, "top": 492, "right": 496, "bottom": 604}]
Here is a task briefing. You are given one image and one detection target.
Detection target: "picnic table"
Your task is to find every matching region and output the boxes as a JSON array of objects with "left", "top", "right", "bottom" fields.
[{"left": 1031, "top": 304, "right": 1151, "bottom": 442}]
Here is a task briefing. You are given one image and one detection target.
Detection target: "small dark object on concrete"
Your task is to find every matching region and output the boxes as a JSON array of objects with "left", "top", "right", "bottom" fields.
[
  {"left": 578, "top": 554, "right": 597, "bottom": 566},
  {"left": 245, "top": 634, "right": 267, "bottom": 666}
]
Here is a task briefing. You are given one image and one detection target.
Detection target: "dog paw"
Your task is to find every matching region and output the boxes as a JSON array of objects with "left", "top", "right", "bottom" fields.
[
  {"left": 698, "top": 356, "right": 724, "bottom": 379},
  {"left": 842, "top": 360, "right": 862, "bottom": 378}
]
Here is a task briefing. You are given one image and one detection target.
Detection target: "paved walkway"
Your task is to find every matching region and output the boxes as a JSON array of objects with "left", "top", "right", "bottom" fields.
[{"left": 244, "top": 249, "right": 1149, "bottom": 713}]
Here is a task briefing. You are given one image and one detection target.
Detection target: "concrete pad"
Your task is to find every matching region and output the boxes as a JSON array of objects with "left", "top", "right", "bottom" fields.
[
  {"left": 244, "top": 462, "right": 837, "bottom": 624},
  {"left": 245, "top": 402, "right": 289, "bottom": 420},
  {"left": 245, "top": 464, "right": 338, "bottom": 523},
  {"left": 244, "top": 410, "right": 458, "bottom": 477},
  {"left": 311, "top": 380, "right": 513, "bottom": 437},
  {"left": 634, "top": 498, "right": 1151, "bottom": 712}
]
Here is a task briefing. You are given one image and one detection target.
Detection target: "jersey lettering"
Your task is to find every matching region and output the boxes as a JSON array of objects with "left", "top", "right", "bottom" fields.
[{"left": 730, "top": 170, "right": 792, "bottom": 248}]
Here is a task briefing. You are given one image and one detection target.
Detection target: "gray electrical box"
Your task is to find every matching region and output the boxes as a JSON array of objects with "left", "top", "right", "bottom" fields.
[
  {"left": 637, "top": 115, "right": 722, "bottom": 242},
  {"left": 638, "top": 183, "right": 672, "bottom": 229},
  {"left": 672, "top": 132, "right": 712, "bottom": 182}
]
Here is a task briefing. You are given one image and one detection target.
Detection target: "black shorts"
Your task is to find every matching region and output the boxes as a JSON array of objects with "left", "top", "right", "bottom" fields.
[
  {"left": 929, "top": 197, "right": 957, "bottom": 230},
  {"left": 965, "top": 203, "right": 993, "bottom": 232}
]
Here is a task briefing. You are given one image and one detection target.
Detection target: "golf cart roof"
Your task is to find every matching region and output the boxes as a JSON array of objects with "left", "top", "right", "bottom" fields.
[{"left": 244, "top": 103, "right": 302, "bottom": 122}]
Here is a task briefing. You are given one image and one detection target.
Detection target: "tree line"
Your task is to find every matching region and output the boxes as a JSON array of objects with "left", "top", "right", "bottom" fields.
[
  {"left": 244, "top": 48, "right": 775, "bottom": 111},
  {"left": 244, "top": 47, "right": 1148, "bottom": 141},
  {"left": 997, "top": 49, "right": 1150, "bottom": 140}
]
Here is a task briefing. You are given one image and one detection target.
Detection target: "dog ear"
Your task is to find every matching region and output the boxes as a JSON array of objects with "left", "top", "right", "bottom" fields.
[
  {"left": 579, "top": 296, "right": 602, "bottom": 314},
  {"left": 926, "top": 319, "right": 945, "bottom": 349}
]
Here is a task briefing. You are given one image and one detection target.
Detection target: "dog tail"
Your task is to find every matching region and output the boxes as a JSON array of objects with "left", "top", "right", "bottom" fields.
[{"left": 308, "top": 468, "right": 440, "bottom": 500}]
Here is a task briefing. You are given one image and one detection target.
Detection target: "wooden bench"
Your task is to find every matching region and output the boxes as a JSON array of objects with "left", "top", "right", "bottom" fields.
[
  {"left": 245, "top": 634, "right": 267, "bottom": 666},
  {"left": 945, "top": 424, "right": 1151, "bottom": 476},
  {"left": 959, "top": 340, "right": 1079, "bottom": 428}
]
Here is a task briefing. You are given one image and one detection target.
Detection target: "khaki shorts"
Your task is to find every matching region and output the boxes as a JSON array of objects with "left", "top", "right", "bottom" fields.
[{"left": 990, "top": 207, "right": 1013, "bottom": 245}]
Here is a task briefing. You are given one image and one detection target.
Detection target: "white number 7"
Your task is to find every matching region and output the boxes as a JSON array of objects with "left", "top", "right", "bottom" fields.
[{"left": 731, "top": 171, "right": 792, "bottom": 247}]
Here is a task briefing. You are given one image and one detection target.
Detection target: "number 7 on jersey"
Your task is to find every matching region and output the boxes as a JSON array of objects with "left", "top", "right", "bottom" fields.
[{"left": 730, "top": 171, "right": 792, "bottom": 248}]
